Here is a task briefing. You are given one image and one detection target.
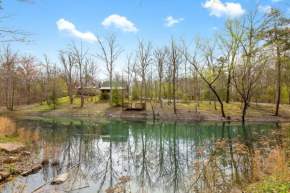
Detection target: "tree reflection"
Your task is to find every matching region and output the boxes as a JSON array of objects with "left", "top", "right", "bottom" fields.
[{"left": 10, "top": 118, "right": 283, "bottom": 193}]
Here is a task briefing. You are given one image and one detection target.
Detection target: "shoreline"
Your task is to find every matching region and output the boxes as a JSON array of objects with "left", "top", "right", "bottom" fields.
[{"left": 2, "top": 110, "right": 290, "bottom": 123}]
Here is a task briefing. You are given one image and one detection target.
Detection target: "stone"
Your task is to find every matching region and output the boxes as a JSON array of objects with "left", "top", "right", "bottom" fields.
[
  {"left": 51, "top": 172, "right": 69, "bottom": 185},
  {"left": 23, "top": 151, "right": 31, "bottom": 155},
  {"left": 4, "top": 156, "right": 20, "bottom": 163},
  {"left": 0, "top": 142, "right": 25, "bottom": 153},
  {"left": 21, "top": 164, "right": 42, "bottom": 177},
  {"left": 0, "top": 171, "right": 10, "bottom": 179}
]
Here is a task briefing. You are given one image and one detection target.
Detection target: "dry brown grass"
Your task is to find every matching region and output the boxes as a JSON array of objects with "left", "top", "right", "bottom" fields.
[
  {"left": 0, "top": 117, "right": 16, "bottom": 138},
  {"left": 105, "top": 175, "right": 132, "bottom": 193},
  {"left": 42, "top": 144, "right": 50, "bottom": 165},
  {"left": 51, "top": 146, "right": 62, "bottom": 166}
]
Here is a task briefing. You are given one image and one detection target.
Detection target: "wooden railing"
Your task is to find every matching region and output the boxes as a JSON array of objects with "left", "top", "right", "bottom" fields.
[{"left": 122, "top": 103, "right": 146, "bottom": 111}]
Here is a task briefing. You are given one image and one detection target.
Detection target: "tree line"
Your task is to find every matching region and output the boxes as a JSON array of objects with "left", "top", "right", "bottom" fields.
[{"left": 0, "top": 6, "right": 289, "bottom": 122}]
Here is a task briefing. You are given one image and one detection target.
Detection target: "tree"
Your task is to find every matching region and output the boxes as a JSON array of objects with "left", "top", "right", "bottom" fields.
[
  {"left": 231, "top": 8, "right": 270, "bottom": 122},
  {"left": 95, "top": 33, "right": 123, "bottom": 108},
  {"left": 59, "top": 51, "right": 75, "bottom": 104},
  {"left": 264, "top": 8, "right": 290, "bottom": 116},
  {"left": 168, "top": 38, "right": 182, "bottom": 114},
  {"left": 0, "top": 45, "right": 18, "bottom": 110},
  {"left": 154, "top": 46, "right": 167, "bottom": 108},
  {"left": 218, "top": 19, "right": 244, "bottom": 104},
  {"left": 68, "top": 41, "right": 88, "bottom": 108},
  {"left": 124, "top": 52, "right": 133, "bottom": 102},
  {"left": 19, "top": 54, "right": 38, "bottom": 104},
  {"left": 183, "top": 36, "right": 226, "bottom": 118},
  {"left": 136, "top": 39, "right": 153, "bottom": 104}
]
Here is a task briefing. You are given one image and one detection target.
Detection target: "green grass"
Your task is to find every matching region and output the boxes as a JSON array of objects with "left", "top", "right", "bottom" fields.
[
  {"left": 247, "top": 172, "right": 290, "bottom": 193},
  {"left": 0, "top": 137, "right": 19, "bottom": 143}
]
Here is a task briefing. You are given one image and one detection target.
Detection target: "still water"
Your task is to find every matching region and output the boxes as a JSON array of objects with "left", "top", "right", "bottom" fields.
[{"left": 0, "top": 117, "right": 282, "bottom": 193}]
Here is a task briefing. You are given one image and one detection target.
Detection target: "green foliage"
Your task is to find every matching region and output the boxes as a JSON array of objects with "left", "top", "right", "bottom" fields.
[
  {"left": 112, "top": 83, "right": 122, "bottom": 106},
  {"left": 249, "top": 176, "right": 290, "bottom": 193},
  {"left": 0, "top": 136, "right": 19, "bottom": 143},
  {"left": 100, "top": 92, "right": 109, "bottom": 100},
  {"left": 182, "top": 94, "right": 189, "bottom": 104},
  {"left": 131, "top": 84, "right": 139, "bottom": 100},
  {"left": 9, "top": 164, "right": 14, "bottom": 174},
  {"left": 48, "top": 88, "right": 59, "bottom": 109}
]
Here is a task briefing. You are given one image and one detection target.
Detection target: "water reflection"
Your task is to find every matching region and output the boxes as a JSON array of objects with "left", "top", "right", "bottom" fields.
[{"left": 1, "top": 118, "right": 282, "bottom": 193}]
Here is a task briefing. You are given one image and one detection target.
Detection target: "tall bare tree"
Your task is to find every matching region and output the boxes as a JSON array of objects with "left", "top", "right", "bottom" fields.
[
  {"left": 0, "top": 45, "right": 18, "bottom": 110},
  {"left": 168, "top": 38, "right": 182, "bottom": 114},
  {"left": 154, "top": 46, "right": 167, "bottom": 108},
  {"left": 59, "top": 51, "right": 75, "bottom": 104},
  {"left": 95, "top": 34, "right": 123, "bottom": 108},
  {"left": 19, "top": 54, "right": 38, "bottom": 104},
  {"left": 231, "top": 7, "right": 270, "bottom": 121},
  {"left": 68, "top": 41, "right": 88, "bottom": 108},
  {"left": 183, "top": 37, "right": 226, "bottom": 118},
  {"left": 136, "top": 39, "right": 153, "bottom": 104}
]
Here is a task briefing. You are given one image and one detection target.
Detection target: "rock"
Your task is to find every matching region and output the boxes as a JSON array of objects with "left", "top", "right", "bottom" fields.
[
  {"left": 0, "top": 176, "right": 2, "bottom": 182},
  {"left": 51, "top": 172, "right": 69, "bottom": 185},
  {"left": 0, "top": 171, "right": 10, "bottom": 179},
  {"left": 21, "top": 164, "right": 42, "bottom": 176},
  {"left": 4, "top": 156, "right": 20, "bottom": 163},
  {"left": 23, "top": 151, "right": 31, "bottom": 155},
  {"left": 0, "top": 142, "right": 25, "bottom": 153}
]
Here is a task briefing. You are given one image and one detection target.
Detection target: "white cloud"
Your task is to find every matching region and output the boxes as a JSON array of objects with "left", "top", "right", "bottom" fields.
[
  {"left": 165, "top": 16, "right": 184, "bottom": 27},
  {"left": 202, "top": 0, "right": 246, "bottom": 18},
  {"left": 102, "top": 14, "right": 138, "bottom": 33},
  {"left": 56, "top": 19, "right": 97, "bottom": 43},
  {"left": 211, "top": 26, "right": 218, "bottom": 30},
  {"left": 258, "top": 5, "right": 272, "bottom": 14}
]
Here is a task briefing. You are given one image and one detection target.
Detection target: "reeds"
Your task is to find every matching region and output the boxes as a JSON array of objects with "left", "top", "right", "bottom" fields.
[
  {"left": 0, "top": 117, "right": 16, "bottom": 138},
  {"left": 42, "top": 144, "right": 50, "bottom": 165}
]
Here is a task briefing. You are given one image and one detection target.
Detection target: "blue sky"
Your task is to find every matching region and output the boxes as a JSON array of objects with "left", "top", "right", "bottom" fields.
[{"left": 2, "top": 0, "right": 289, "bottom": 78}]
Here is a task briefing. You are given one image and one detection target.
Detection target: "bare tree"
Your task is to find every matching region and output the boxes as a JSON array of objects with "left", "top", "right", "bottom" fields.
[
  {"left": 43, "top": 54, "right": 52, "bottom": 104},
  {"left": 154, "top": 46, "right": 167, "bottom": 108},
  {"left": 124, "top": 52, "right": 133, "bottom": 102},
  {"left": 68, "top": 41, "right": 88, "bottom": 108},
  {"left": 183, "top": 36, "right": 226, "bottom": 118},
  {"left": 0, "top": 45, "right": 18, "bottom": 110},
  {"left": 168, "top": 38, "right": 182, "bottom": 114},
  {"left": 218, "top": 18, "right": 244, "bottom": 104},
  {"left": 231, "top": 8, "right": 270, "bottom": 121},
  {"left": 59, "top": 51, "right": 75, "bottom": 104},
  {"left": 95, "top": 33, "right": 123, "bottom": 108},
  {"left": 19, "top": 54, "right": 38, "bottom": 104},
  {"left": 136, "top": 39, "right": 153, "bottom": 104}
]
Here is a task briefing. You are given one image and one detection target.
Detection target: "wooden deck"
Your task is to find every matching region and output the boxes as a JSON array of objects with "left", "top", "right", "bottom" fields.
[{"left": 122, "top": 103, "right": 146, "bottom": 111}]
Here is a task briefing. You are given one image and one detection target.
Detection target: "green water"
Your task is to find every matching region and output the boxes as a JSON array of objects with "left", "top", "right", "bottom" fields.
[{"left": 0, "top": 117, "right": 281, "bottom": 193}]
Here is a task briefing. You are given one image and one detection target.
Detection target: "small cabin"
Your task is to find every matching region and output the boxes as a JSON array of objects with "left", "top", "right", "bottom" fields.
[
  {"left": 100, "top": 81, "right": 126, "bottom": 94},
  {"left": 77, "top": 87, "right": 98, "bottom": 97}
]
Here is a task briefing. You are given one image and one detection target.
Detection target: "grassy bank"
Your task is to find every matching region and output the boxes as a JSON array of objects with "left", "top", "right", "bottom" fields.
[
  {"left": 0, "top": 96, "right": 290, "bottom": 122},
  {"left": 246, "top": 124, "right": 290, "bottom": 192}
]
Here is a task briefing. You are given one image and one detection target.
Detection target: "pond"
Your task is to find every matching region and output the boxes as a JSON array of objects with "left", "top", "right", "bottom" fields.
[{"left": 0, "top": 117, "right": 284, "bottom": 193}]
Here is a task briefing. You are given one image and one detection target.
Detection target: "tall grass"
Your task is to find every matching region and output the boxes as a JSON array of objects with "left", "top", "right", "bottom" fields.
[{"left": 0, "top": 117, "right": 16, "bottom": 138}]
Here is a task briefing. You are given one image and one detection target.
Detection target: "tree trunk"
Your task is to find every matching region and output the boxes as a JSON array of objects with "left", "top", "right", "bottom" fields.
[
  {"left": 242, "top": 102, "right": 248, "bottom": 122},
  {"left": 159, "top": 80, "right": 162, "bottom": 108},
  {"left": 209, "top": 84, "right": 225, "bottom": 117},
  {"left": 226, "top": 70, "right": 231, "bottom": 103},
  {"left": 275, "top": 46, "right": 281, "bottom": 116},
  {"left": 110, "top": 74, "right": 113, "bottom": 107},
  {"left": 173, "top": 73, "right": 176, "bottom": 114}
]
